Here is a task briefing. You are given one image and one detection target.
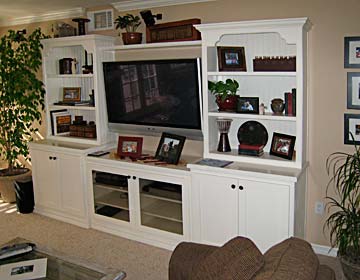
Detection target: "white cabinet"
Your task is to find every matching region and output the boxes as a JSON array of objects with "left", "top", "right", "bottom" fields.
[
  {"left": 30, "top": 140, "right": 96, "bottom": 228},
  {"left": 189, "top": 163, "right": 305, "bottom": 252},
  {"left": 195, "top": 18, "right": 310, "bottom": 169},
  {"left": 86, "top": 154, "right": 192, "bottom": 250},
  {"left": 41, "top": 35, "right": 115, "bottom": 145}
]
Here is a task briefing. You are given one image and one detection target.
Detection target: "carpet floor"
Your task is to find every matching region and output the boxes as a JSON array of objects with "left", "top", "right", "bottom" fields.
[{"left": 0, "top": 200, "right": 344, "bottom": 280}]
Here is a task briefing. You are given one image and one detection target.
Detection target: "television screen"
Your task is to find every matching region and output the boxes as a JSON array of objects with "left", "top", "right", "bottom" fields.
[{"left": 103, "top": 58, "right": 202, "bottom": 139}]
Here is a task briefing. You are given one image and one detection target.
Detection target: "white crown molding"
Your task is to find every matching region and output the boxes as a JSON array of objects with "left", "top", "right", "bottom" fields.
[
  {"left": 0, "top": 8, "right": 85, "bottom": 27},
  {"left": 112, "top": 0, "right": 216, "bottom": 11},
  {"left": 312, "top": 243, "right": 338, "bottom": 257}
]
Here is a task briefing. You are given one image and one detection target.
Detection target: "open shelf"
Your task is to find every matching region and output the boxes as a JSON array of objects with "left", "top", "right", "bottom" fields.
[
  {"left": 207, "top": 71, "right": 296, "bottom": 77},
  {"left": 47, "top": 74, "right": 94, "bottom": 79},
  {"left": 208, "top": 111, "right": 296, "bottom": 122},
  {"left": 95, "top": 192, "right": 129, "bottom": 210},
  {"left": 49, "top": 105, "right": 96, "bottom": 111}
]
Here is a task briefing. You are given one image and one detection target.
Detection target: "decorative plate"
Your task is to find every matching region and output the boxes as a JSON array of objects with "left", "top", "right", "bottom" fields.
[{"left": 237, "top": 121, "right": 268, "bottom": 146}]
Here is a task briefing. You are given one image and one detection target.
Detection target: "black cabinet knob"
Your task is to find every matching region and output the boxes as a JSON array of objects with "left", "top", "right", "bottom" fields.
[
  {"left": 239, "top": 185, "right": 244, "bottom": 190},
  {"left": 132, "top": 176, "right": 137, "bottom": 180},
  {"left": 231, "top": 184, "right": 236, "bottom": 189},
  {"left": 126, "top": 175, "right": 131, "bottom": 179},
  {"left": 49, "top": 156, "right": 52, "bottom": 160},
  {"left": 53, "top": 157, "right": 57, "bottom": 160}
]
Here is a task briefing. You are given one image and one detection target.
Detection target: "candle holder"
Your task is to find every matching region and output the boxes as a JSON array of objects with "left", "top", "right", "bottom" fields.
[{"left": 216, "top": 118, "right": 233, "bottom": 152}]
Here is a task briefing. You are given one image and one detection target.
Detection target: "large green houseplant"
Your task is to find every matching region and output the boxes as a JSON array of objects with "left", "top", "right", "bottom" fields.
[
  {"left": 208, "top": 79, "right": 239, "bottom": 112},
  {"left": 114, "top": 13, "right": 142, "bottom": 45},
  {"left": 0, "top": 28, "right": 46, "bottom": 202},
  {"left": 325, "top": 137, "right": 360, "bottom": 280}
]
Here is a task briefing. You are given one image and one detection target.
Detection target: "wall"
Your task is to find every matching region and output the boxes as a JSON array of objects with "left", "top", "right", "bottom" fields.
[{"left": 1, "top": 0, "right": 359, "bottom": 247}]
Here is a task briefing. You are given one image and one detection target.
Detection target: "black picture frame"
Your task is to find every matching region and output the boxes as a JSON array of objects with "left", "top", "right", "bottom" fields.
[
  {"left": 344, "top": 113, "right": 360, "bottom": 145},
  {"left": 217, "top": 46, "right": 246, "bottom": 71},
  {"left": 344, "top": 36, "right": 360, "bottom": 68},
  {"left": 270, "top": 132, "right": 296, "bottom": 160},
  {"left": 237, "top": 97, "right": 259, "bottom": 114},
  {"left": 155, "top": 132, "right": 186, "bottom": 164},
  {"left": 347, "top": 72, "right": 360, "bottom": 109}
]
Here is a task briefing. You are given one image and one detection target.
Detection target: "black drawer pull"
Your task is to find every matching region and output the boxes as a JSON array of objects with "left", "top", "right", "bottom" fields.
[
  {"left": 231, "top": 184, "right": 236, "bottom": 189},
  {"left": 239, "top": 185, "right": 244, "bottom": 190}
]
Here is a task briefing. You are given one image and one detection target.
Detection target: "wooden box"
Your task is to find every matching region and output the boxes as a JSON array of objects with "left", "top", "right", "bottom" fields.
[
  {"left": 146, "top": 19, "right": 201, "bottom": 43},
  {"left": 70, "top": 124, "right": 96, "bottom": 138},
  {"left": 253, "top": 56, "right": 296, "bottom": 72}
]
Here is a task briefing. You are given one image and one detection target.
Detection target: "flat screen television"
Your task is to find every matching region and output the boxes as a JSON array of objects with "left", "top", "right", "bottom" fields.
[{"left": 103, "top": 58, "right": 203, "bottom": 139}]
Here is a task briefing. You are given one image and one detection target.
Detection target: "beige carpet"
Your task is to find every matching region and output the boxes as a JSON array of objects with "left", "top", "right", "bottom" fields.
[
  {"left": 0, "top": 200, "right": 345, "bottom": 280},
  {"left": 0, "top": 201, "right": 171, "bottom": 280}
]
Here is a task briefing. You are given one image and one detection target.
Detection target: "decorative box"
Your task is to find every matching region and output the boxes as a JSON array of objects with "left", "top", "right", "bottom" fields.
[
  {"left": 70, "top": 124, "right": 96, "bottom": 138},
  {"left": 146, "top": 18, "right": 201, "bottom": 43},
  {"left": 253, "top": 56, "right": 296, "bottom": 71}
]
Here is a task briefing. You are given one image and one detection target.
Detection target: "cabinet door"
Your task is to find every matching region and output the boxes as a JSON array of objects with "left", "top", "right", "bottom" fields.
[
  {"left": 239, "top": 179, "right": 290, "bottom": 252},
  {"left": 31, "top": 149, "right": 60, "bottom": 210},
  {"left": 58, "top": 153, "right": 85, "bottom": 218},
  {"left": 192, "top": 173, "right": 238, "bottom": 246}
]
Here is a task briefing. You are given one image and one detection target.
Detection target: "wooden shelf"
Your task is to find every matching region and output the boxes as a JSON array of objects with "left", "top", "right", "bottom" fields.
[
  {"left": 94, "top": 183, "right": 128, "bottom": 193},
  {"left": 101, "top": 40, "right": 201, "bottom": 52},
  {"left": 141, "top": 199, "right": 182, "bottom": 222},
  {"left": 95, "top": 192, "right": 129, "bottom": 210},
  {"left": 141, "top": 215, "right": 183, "bottom": 235},
  {"left": 207, "top": 71, "right": 296, "bottom": 77},
  {"left": 208, "top": 112, "right": 296, "bottom": 122}
]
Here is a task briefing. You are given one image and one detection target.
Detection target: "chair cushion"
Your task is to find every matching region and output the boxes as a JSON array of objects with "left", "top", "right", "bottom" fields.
[
  {"left": 192, "top": 236, "right": 265, "bottom": 280},
  {"left": 253, "top": 237, "right": 319, "bottom": 280}
]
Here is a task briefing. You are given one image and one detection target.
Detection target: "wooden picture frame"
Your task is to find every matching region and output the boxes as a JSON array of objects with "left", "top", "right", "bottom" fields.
[
  {"left": 217, "top": 46, "right": 246, "bottom": 71},
  {"left": 117, "top": 136, "right": 143, "bottom": 159},
  {"left": 237, "top": 97, "right": 259, "bottom": 114},
  {"left": 344, "top": 36, "right": 360, "bottom": 68},
  {"left": 344, "top": 114, "right": 360, "bottom": 145},
  {"left": 63, "top": 87, "right": 81, "bottom": 102},
  {"left": 270, "top": 132, "right": 296, "bottom": 160},
  {"left": 155, "top": 132, "right": 186, "bottom": 164},
  {"left": 347, "top": 72, "right": 360, "bottom": 109}
]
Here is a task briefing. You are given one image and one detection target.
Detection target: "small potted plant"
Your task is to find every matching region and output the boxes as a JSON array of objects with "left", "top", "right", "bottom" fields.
[
  {"left": 208, "top": 79, "right": 239, "bottom": 112},
  {"left": 324, "top": 137, "right": 360, "bottom": 280},
  {"left": 114, "top": 13, "right": 142, "bottom": 45}
]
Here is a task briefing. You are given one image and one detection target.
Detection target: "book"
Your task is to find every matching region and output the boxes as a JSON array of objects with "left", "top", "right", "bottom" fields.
[
  {"left": 291, "top": 88, "right": 296, "bottom": 116},
  {"left": 238, "top": 144, "right": 264, "bottom": 151},
  {"left": 238, "top": 149, "right": 264, "bottom": 156},
  {"left": 196, "top": 158, "right": 233, "bottom": 168}
]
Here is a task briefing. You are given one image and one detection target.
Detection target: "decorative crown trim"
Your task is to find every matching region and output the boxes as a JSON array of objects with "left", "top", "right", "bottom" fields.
[{"left": 112, "top": 0, "right": 215, "bottom": 11}]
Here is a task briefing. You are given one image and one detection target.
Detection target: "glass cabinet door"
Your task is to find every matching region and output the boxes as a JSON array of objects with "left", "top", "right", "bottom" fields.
[
  {"left": 139, "top": 179, "right": 183, "bottom": 235},
  {"left": 93, "top": 171, "right": 130, "bottom": 222}
]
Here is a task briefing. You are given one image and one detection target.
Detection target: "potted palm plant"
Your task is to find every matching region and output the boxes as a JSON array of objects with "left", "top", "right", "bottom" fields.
[
  {"left": 325, "top": 137, "right": 360, "bottom": 280},
  {"left": 208, "top": 79, "right": 239, "bottom": 112},
  {"left": 114, "top": 13, "right": 142, "bottom": 45},
  {"left": 0, "top": 28, "right": 46, "bottom": 202}
]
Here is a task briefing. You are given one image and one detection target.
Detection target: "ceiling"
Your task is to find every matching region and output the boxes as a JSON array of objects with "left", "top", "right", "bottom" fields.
[{"left": 0, "top": 0, "right": 212, "bottom": 26}]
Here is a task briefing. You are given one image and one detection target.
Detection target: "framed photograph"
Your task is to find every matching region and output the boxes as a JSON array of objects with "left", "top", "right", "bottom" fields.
[
  {"left": 347, "top": 72, "right": 360, "bottom": 109},
  {"left": 117, "top": 136, "right": 143, "bottom": 158},
  {"left": 0, "top": 258, "right": 47, "bottom": 280},
  {"left": 270, "top": 132, "right": 296, "bottom": 160},
  {"left": 217, "top": 46, "right": 246, "bottom": 71},
  {"left": 344, "top": 114, "right": 360, "bottom": 144},
  {"left": 63, "top": 87, "right": 81, "bottom": 102},
  {"left": 237, "top": 97, "right": 259, "bottom": 114},
  {"left": 344, "top": 36, "right": 360, "bottom": 68},
  {"left": 155, "top": 132, "right": 186, "bottom": 164}
]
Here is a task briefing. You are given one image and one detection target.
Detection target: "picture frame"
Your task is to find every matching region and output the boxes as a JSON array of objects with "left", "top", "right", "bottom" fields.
[
  {"left": 344, "top": 36, "right": 360, "bottom": 68},
  {"left": 237, "top": 97, "right": 259, "bottom": 114},
  {"left": 117, "top": 136, "right": 143, "bottom": 159},
  {"left": 0, "top": 258, "right": 47, "bottom": 280},
  {"left": 270, "top": 132, "right": 296, "bottom": 160},
  {"left": 155, "top": 132, "right": 186, "bottom": 164},
  {"left": 63, "top": 87, "right": 81, "bottom": 102},
  {"left": 347, "top": 72, "right": 360, "bottom": 109},
  {"left": 344, "top": 113, "right": 360, "bottom": 145},
  {"left": 217, "top": 46, "right": 246, "bottom": 71}
]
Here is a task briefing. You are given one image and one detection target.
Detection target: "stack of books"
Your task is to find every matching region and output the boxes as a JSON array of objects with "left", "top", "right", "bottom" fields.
[{"left": 238, "top": 144, "right": 264, "bottom": 156}]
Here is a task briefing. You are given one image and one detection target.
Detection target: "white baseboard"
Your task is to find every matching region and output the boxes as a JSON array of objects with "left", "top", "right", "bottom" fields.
[{"left": 312, "top": 243, "right": 338, "bottom": 257}]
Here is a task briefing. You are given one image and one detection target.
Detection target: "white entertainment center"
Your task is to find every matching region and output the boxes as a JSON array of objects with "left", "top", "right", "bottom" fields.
[{"left": 30, "top": 18, "right": 310, "bottom": 252}]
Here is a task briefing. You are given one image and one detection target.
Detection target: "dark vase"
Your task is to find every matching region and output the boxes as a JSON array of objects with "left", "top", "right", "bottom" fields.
[
  {"left": 216, "top": 95, "right": 238, "bottom": 112},
  {"left": 122, "top": 32, "right": 142, "bottom": 45}
]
